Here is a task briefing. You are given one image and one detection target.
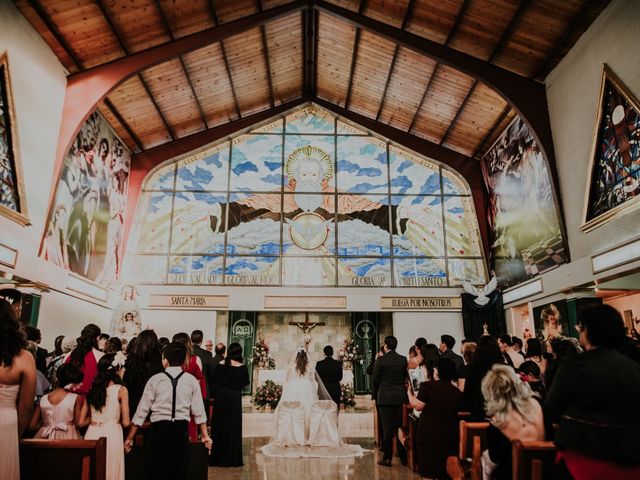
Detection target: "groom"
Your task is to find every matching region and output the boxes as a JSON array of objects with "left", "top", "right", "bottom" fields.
[{"left": 315, "top": 345, "right": 343, "bottom": 408}]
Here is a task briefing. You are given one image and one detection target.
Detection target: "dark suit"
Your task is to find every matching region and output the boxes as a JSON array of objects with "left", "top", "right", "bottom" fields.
[
  {"left": 193, "top": 344, "right": 214, "bottom": 398},
  {"left": 373, "top": 350, "right": 408, "bottom": 462},
  {"left": 315, "top": 357, "right": 343, "bottom": 407},
  {"left": 440, "top": 349, "right": 465, "bottom": 378},
  {"left": 209, "top": 354, "right": 225, "bottom": 396},
  {"left": 35, "top": 346, "right": 48, "bottom": 374}
]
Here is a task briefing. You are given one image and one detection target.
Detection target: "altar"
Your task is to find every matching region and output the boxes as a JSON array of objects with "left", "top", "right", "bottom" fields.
[{"left": 255, "top": 368, "right": 354, "bottom": 387}]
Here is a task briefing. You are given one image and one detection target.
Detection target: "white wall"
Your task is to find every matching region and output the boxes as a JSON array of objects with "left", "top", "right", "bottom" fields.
[
  {"left": 139, "top": 309, "right": 217, "bottom": 343},
  {"left": 393, "top": 312, "right": 465, "bottom": 356}
]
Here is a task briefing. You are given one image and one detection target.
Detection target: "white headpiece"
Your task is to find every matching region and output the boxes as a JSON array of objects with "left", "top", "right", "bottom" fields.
[{"left": 111, "top": 351, "right": 126, "bottom": 369}]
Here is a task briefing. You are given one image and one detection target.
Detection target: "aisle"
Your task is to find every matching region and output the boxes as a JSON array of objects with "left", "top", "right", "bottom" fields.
[{"left": 207, "top": 437, "right": 421, "bottom": 480}]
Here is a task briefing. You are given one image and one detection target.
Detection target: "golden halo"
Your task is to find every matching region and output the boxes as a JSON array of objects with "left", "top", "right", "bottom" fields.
[{"left": 286, "top": 145, "right": 334, "bottom": 181}]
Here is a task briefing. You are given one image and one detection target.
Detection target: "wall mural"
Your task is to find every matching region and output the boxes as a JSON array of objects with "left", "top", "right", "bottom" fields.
[
  {"left": 124, "top": 104, "right": 486, "bottom": 287},
  {"left": 585, "top": 65, "right": 640, "bottom": 227},
  {"left": 0, "top": 52, "right": 27, "bottom": 224},
  {"left": 41, "top": 111, "right": 131, "bottom": 285},
  {"left": 482, "top": 117, "right": 566, "bottom": 287}
]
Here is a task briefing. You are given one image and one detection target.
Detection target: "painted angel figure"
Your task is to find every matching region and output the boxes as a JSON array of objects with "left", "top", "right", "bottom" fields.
[{"left": 109, "top": 285, "right": 141, "bottom": 340}]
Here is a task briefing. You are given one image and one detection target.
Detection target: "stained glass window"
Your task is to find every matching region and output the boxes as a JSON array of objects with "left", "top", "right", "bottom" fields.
[{"left": 126, "top": 104, "right": 487, "bottom": 286}]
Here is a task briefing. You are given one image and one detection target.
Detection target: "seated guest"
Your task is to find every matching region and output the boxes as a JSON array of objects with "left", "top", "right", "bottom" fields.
[
  {"left": 125, "top": 343, "right": 212, "bottom": 480},
  {"left": 518, "top": 360, "right": 547, "bottom": 401},
  {"left": 97, "top": 333, "right": 110, "bottom": 352},
  {"left": 511, "top": 336, "right": 525, "bottom": 359},
  {"left": 30, "top": 363, "right": 87, "bottom": 439},
  {"left": 408, "top": 337, "right": 427, "bottom": 369},
  {"left": 524, "top": 338, "right": 547, "bottom": 377},
  {"left": 458, "top": 341, "right": 476, "bottom": 392},
  {"left": 408, "top": 345, "right": 419, "bottom": 366},
  {"left": 481, "top": 365, "right": 545, "bottom": 480},
  {"left": 65, "top": 324, "right": 104, "bottom": 396},
  {"left": 104, "top": 337, "right": 123, "bottom": 354},
  {"left": 544, "top": 337, "right": 580, "bottom": 391},
  {"left": 407, "top": 358, "right": 462, "bottom": 480},
  {"left": 439, "top": 334, "right": 464, "bottom": 377},
  {"left": 498, "top": 334, "right": 523, "bottom": 369},
  {"left": 462, "top": 335, "right": 505, "bottom": 420},
  {"left": 420, "top": 343, "right": 440, "bottom": 383},
  {"left": 546, "top": 305, "right": 640, "bottom": 479},
  {"left": 123, "top": 329, "right": 163, "bottom": 413}
]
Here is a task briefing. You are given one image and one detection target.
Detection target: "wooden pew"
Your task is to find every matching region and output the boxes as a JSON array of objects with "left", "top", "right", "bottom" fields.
[
  {"left": 20, "top": 438, "right": 106, "bottom": 480},
  {"left": 446, "top": 421, "right": 490, "bottom": 480},
  {"left": 512, "top": 440, "right": 556, "bottom": 480}
]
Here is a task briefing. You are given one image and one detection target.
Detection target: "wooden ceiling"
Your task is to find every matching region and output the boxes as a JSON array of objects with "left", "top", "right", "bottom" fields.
[{"left": 16, "top": 0, "right": 609, "bottom": 159}]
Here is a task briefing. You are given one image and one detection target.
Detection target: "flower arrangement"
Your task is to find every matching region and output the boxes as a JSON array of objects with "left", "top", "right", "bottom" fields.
[
  {"left": 252, "top": 380, "right": 283, "bottom": 409},
  {"left": 337, "top": 338, "right": 363, "bottom": 365},
  {"left": 340, "top": 382, "right": 356, "bottom": 408},
  {"left": 251, "top": 332, "right": 276, "bottom": 369}
]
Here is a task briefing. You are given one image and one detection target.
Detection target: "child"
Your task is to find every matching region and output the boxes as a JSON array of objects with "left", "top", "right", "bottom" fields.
[
  {"left": 29, "top": 363, "right": 88, "bottom": 439},
  {"left": 84, "top": 352, "right": 130, "bottom": 480},
  {"left": 124, "top": 342, "right": 212, "bottom": 480}
]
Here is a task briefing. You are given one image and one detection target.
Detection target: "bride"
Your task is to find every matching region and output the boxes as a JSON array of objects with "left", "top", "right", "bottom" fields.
[{"left": 261, "top": 347, "right": 366, "bottom": 458}]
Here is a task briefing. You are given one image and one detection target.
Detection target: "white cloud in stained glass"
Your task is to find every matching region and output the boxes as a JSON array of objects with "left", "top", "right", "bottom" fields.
[
  {"left": 391, "top": 195, "right": 444, "bottom": 257},
  {"left": 133, "top": 192, "right": 173, "bottom": 253},
  {"left": 282, "top": 197, "right": 336, "bottom": 256},
  {"left": 336, "top": 195, "right": 391, "bottom": 256},
  {"left": 285, "top": 107, "right": 334, "bottom": 134},
  {"left": 168, "top": 256, "right": 223, "bottom": 284},
  {"left": 281, "top": 256, "right": 335, "bottom": 286},
  {"left": 337, "top": 120, "right": 366, "bottom": 135},
  {"left": 444, "top": 196, "right": 482, "bottom": 257},
  {"left": 171, "top": 192, "right": 226, "bottom": 254},
  {"left": 123, "top": 254, "right": 168, "bottom": 284},
  {"left": 230, "top": 134, "right": 282, "bottom": 192},
  {"left": 175, "top": 145, "right": 229, "bottom": 192},
  {"left": 225, "top": 256, "right": 280, "bottom": 285},
  {"left": 336, "top": 136, "right": 388, "bottom": 193},
  {"left": 251, "top": 118, "right": 283, "bottom": 133},
  {"left": 393, "top": 258, "right": 447, "bottom": 287},
  {"left": 145, "top": 165, "right": 175, "bottom": 191},
  {"left": 226, "top": 193, "right": 281, "bottom": 255},
  {"left": 389, "top": 146, "right": 440, "bottom": 195},
  {"left": 338, "top": 257, "right": 391, "bottom": 286},
  {"left": 442, "top": 169, "right": 469, "bottom": 195},
  {"left": 448, "top": 258, "right": 486, "bottom": 285}
]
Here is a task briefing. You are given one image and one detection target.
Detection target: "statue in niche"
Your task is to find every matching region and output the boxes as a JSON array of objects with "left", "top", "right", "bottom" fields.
[{"left": 109, "top": 285, "right": 141, "bottom": 340}]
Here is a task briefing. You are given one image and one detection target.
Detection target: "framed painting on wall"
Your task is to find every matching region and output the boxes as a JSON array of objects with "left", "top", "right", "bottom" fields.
[
  {"left": 531, "top": 300, "right": 570, "bottom": 348},
  {"left": 0, "top": 52, "right": 28, "bottom": 225},
  {"left": 582, "top": 65, "right": 640, "bottom": 232}
]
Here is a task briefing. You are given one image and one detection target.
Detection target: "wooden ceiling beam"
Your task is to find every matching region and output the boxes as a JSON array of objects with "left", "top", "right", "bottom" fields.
[
  {"left": 103, "top": 99, "right": 144, "bottom": 152},
  {"left": 440, "top": 0, "right": 530, "bottom": 146},
  {"left": 375, "top": 0, "right": 416, "bottom": 121},
  {"left": 257, "top": 0, "right": 275, "bottom": 108},
  {"left": 343, "top": 0, "right": 368, "bottom": 109},
  {"left": 314, "top": 0, "right": 555, "bottom": 174}
]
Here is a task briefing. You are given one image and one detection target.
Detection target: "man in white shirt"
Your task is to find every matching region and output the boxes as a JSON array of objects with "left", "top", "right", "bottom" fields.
[
  {"left": 498, "top": 334, "right": 524, "bottom": 369},
  {"left": 124, "top": 342, "right": 212, "bottom": 480}
]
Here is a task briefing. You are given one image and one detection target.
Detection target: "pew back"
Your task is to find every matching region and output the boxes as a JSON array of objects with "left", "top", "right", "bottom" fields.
[
  {"left": 20, "top": 439, "right": 107, "bottom": 480},
  {"left": 459, "top": 421, "right": 490, "bottom": 459},
  {"left": 512, "top": 440, "right": 556, "bottom": 480}
]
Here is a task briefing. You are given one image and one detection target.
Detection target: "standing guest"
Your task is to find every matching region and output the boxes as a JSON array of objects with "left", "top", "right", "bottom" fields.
[
  {"left": 407, "top": 358, "right": 462, "bottom": 479},
  {"left": 172, "top": 332, "right": 207, "bottom": 441},
  {"left": 98, "top": 333, "right": 110, "bottom": 352},
  {"left": 458, "top": 341, "right": 477, "bottom": 392},
  {"left": 30, "top": 363, "right": 88, "bottom": 439},
  {"left": 66, "top": 324, "right": 105, "bottom": 396},
  {"left": 26, "top": 341, "right": 51, "bottom": 398},
  {"left": 158, "top": 337, "right": 170, "bottom": 351},
  {"left": 46, "top": 336, "right": 77, "bottom": 387},
  {"left": 123, "top": 330, "right": 163, "bottom": 414},
  {"left": 209, "top": 342, "right": 250, "bottom": 467},
  {"left": 373, "top": 336, "right": 408, "bottom": 467},
  {"left": 524, "top": 338, "right": 547, "bottom": 376},
  {"left": 408, "top": 337, "right": 427, "bottom": 369},
  {"left": 462, "top": 335, "right": 505, "bottom": 420},
  {"left": 511, "top": 336, "right": 525, "bottom": 359},
  {"left": 420, "top": 343, "right": 440, "bottom": 383},
  {"left": 125, "top": 343, "right": 211, "bottom": 480},
  {"left": 49, "top": 335, "right": 65, "bottom": 362},
  {"left": 315, "top": 345, "right": 343, "bottom": 408},
  {"left": 0, "top": 299, "right": 36, "bottom": 480},
  {"left": 408, "top": 345, "right": 419, "bottom": 365},
  {"left": 204, "top": 339, "right": 214, "bottom": 353},
  {"left": 481, "top": 365, "right": 545, "bottom": 480},
  {"left": 546, "top": 305, "right": 640, "bottom": 479},
  {"left": 191, "top": 329, "right": 213, "bottom": 399},
  {"left": 211, "top": 343, "right": 226, "bottom": 371},
  {"left": 104, "top": 337, "right": 123, "bottom": 354},
  {"left": 84, "top": 353, "right": 130, "bottom": 480},
  {"left": 367, "top": 345, "right": 385, "bottom": 448},
  {"left": 498, "top": 334, "right": 523, "bottom": 369},
  {"left": 544, "top": 337, "right": 580, "bottom": 391},
  {"left": 439, "top": 334, "right": 464, "bottom": 377},
  {"left": 25, "top": 326, "right": 48, "bottom": 374}
]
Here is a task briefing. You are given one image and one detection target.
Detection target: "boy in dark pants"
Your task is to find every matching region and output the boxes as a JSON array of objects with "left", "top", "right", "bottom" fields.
[{"left": 124, "top": 342, "right": 212, "bottom": 480}]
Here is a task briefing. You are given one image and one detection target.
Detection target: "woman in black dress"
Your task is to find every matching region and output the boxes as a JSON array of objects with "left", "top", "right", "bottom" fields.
[
  {"left": 209, "top": 342, "right": 250, "bottom": 467},
  {"left": 407, "top": 358, "right": 462, "bottom": 479}
]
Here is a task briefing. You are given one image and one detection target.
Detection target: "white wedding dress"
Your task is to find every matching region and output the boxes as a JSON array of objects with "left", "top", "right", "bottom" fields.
[{"left": 261, "top": 358, "right": 367, "bottom": 458}]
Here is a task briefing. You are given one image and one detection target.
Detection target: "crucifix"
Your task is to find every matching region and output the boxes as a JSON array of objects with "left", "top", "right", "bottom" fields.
[{"left": 290, "top": 312, "right": 325, "bottom": 349}]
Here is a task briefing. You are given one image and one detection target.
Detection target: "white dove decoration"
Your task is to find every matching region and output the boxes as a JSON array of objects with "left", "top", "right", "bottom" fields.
[{"left": 462, "top": 276, "right": 498, "bottom": 306}]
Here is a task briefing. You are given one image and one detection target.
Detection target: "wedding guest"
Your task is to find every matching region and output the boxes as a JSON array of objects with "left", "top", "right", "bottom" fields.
[
  {"left": 439, "top": 334, "right": 464, "bottom": 376},
  {"left": 25, "top": 326, "right": 48, "bottom": 374},
  {"left": 462, "top": 335, "right": 505, "bottom": 420},
  {"left": 209, "top": 342, "right": 250, "bottom": 467},
  {"left": 420, "top": 343, "right": 440, "bottom": 382},
  {"left": 407, "top": 358, "right": 462, "bottom": 479},
  {"left": 204, "top": 339, "right": 213, "bottom": 352},
  {"left": 546, "top": 305, "right": 640, "bottom": 478},
  {"left": 104, "top": 337, "right": 123, "bottom": 354},
  {"left": 46, "top": 336, "right": 76, "bottom": 387},
  {"left": 123, "top": 329, "right": 163, "bottom": 414},
  {"left": 158, "top": 337, "right": 170, "bottom": 351},
  {"left": 26, "top": 341, "right": 51, "bottom": 398},
  {"left": 544, "top": 337, "right": 580, "bottom": 391},
  {"left": 408, "top": 345, "right": 418, "bottom": 365},
  {"left": 367, "top": 345, "right": 385, "bottom": 448},
  {"left": 98, "top": 333, "right": 110, "bottom": 352},
  {"left": 211, "top": 342, "right": 226, "bottom": 373},
  {"left": 191, "top": 329, "right": 213, "bottom": 399},
  {"left": 407, "top": 337, "right": 427, "bottom": 369},
  {"left": 315, "top": 345, "right": 343, "bottom": 408},
  {"left": 498, "top": 334, "right": 523, "bottom": 369},
  {"left": 125, "top": 343, "right": 211, "bottom": 480},
  {"left": 0, "top": 299, "right": 36, "bottom": 480},
  {"left": 66, "top": 323, "right": 104, "bottom": 396},
  {"left": 373, "top": 336, "right": 408, "bottom": 466},
  {"left": 518, "top": 360, "right": 547, "bottom": 401},
  {"left": 524, "top": 338, "right": 546, "bottom": 376},
  {"left": 85, "top": 353, "right": 130, "bottom": 480},
  {"left": 481, "top": 365, "right": 545, "bottom": 479},
  {"left": 458, "top": 341, "right": 477, "bottom": 392},
  {"left": 172, "top": 332, "right": 207, "bottom": 440},
  {"left": 511, "top": 336, "right": 525, "bottom": 359},
  {"left": 30, "top": 363, "right": 87, "bottom": 439}
]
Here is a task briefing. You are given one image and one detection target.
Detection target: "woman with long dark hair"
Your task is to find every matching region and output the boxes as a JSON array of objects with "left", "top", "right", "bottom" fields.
[
  {"left": 85, "top": 353, "right": 130, "bottom": 480},
  {"left": 123, "top": 329, "right": 162, "bottom": 413},
  {"left": 65, "top": 323, "right": 104, "bottom": 396},
  {"left": 209, "top": 342, "right": 249, "bottom": 467},
  {"left": 0, "top": 299, "right": 37, "bottom": 480},
  {"left": 462, "top": 335, "right": 506, "bottom": 420}
]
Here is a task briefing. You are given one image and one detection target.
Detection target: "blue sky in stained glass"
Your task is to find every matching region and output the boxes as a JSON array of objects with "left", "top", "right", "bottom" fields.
[
  {"left": 171, "top": 192, "right": 226, "bottom": 254},
  {"left": 393, "top": 257, "right": 447, "bottom": 281},
  {"left": 146, "top": 166, "right": 175, "bottom": 191},
  {"left": 442, "top": 169, "right": 469, "bottom": 194},
  {"left": 168, "top": 256, "right": 223, "bottom": 284},
  {"left": 223, "top": 256, "right": 279, "bottom": 284},
  {"left": 389, "top": 146, "right": 440, "bottom": 195},
  {"left": 230, "top": 134, "right": 282, "bottom": 191},
  {"left": 175, "top": 146, "right": 228, "bottom": 191},
  {"left": 338, "top": 257, "right": 391, "bottom": 286},
  {"left": 336, "top": 136, "right": 387, "bottom": 193}
]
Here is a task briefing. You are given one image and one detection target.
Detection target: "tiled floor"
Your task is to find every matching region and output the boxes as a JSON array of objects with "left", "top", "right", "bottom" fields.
[
  {"left": 243, "top": 411, "right": 373, "bottom": 437},
  {"left": 208, "top": 437, "right": 421, "bottom": 480}
]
